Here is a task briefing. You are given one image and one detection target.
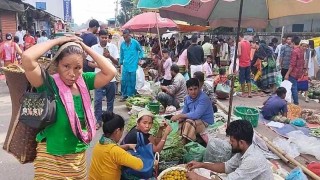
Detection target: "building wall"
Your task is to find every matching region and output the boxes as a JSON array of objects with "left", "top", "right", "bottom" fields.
[
  {"left": 273, "top": 19, "right": 320, "bottom": 33},
  {"left": 23, "top": 0, "right": 64, "bottom": 19},
  {"left": 0, "top": 10, "right": 17, "bottom": 40}
]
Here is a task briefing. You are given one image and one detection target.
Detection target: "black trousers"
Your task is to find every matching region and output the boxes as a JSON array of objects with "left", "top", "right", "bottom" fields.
[{"left": 281, "top": 68, "right": 288, "bottom": 81}]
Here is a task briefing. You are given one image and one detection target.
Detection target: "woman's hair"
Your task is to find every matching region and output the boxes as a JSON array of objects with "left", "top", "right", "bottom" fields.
[
  {"left": 55, "top": 44, "right": 86, "bottom": 63},
  {"left": 101, "top": 112, "right": 125, "bottom": 137}
]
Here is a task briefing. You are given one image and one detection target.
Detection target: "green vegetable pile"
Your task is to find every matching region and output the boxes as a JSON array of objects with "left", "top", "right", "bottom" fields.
[
  {"left": 310, "top": 128, "right": 320, "bottom": 138},
  {"left": 124, "top": 114, "right": 161, "bottom": 136},
  {"left": 234, "top": 81, "right": 259, "bottom": 92},
  {"left": 126, "top": 95, "right": 152, "bottom": 109},
  {"left": 308, "top": 89, "right": 320, "bottom": 100},
  {"left": 160, "top": 122, "right": 184, "bottom": 162}
]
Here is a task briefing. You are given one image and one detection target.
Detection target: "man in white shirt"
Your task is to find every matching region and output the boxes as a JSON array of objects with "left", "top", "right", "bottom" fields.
[
  {"left": 15, "top": 25, "right": 25, "bottom": 48},
  {"left": 87, "top": 30, "right": 119, "bottom": 129},
  {"left": 275, "top": 37, "right": 286, "bottom": 66}
]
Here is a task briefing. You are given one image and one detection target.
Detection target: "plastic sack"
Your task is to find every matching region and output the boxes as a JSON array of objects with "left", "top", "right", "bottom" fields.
[
  {"left": 216, "top": 83, "right": 230, "bottom": 99},
  {"left": 275, "top": 71, "right": 282, "bottom": 88},
  {"left": 183, "top": 142, "right": 206, "bottom": 163},
  {"left": 136, "top": 66, "right": 145, "bottom": 91},
  {"left": 290, "top": 118, "right": 306, "bottom": 127},
  {"left": 183, "top": 72, "right": 190, "bottom": 81},
  {"left": 203, "top": 138, "right": 232, "bottom": 163},
  {"left": 285, "top": 167, "right": 308, "bottom": 180},
  {"left": 137, "top": 81, "right": 152, "bottom": 95},
  {"left": 287, "top": 130, "right": 320, "bottom": 160},
  {"left": 281, "top": 80, "right": 292, "bottom": 103},
  {"left": 273, "top": 137, "right": 300, "bottom": 158},
  {"left": 307, "top": 162, "right": 320, "bottom": 176}
]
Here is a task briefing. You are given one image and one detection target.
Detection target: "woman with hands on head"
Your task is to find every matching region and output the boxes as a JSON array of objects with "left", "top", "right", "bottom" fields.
[
  {"left": 89, "top": 112, "right": 143, "bottom": 180},
  {"left": 21, "top": 35, "right": 117, "bottom": 179}
]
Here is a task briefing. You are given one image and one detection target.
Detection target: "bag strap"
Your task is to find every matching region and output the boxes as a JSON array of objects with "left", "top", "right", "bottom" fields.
[
  {"left": 40, "top": 68, "right": 55, "bottom": 99},
  {"left": 136, "top": 132, "right": 146, "bottom": 146}
]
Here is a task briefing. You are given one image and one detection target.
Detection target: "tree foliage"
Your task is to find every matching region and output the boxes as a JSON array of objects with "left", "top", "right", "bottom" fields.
[{"left": 117, "top": 0, "right": 141, "bottom": 25}]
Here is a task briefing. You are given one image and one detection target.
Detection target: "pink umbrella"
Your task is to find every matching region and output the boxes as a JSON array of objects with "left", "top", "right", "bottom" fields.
[{"left": 121, "top": 12, "right": 177, "bottom": 31}]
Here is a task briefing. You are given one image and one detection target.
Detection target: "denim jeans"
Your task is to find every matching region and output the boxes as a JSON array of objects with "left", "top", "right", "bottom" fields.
[
  {"left": 94, "top": 81, "right": 116, "bottom": 123},
  {"left": 289, "top": 76, "right": 299, "bottom": 105}
]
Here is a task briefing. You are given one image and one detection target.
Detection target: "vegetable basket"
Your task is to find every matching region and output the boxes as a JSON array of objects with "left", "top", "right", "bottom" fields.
[
  {"left": 158, "top": 161, "right": 180, "bottom": 172},
  {"left": 157, "top": 166, "right": 187, "bottom": 180},
  {"left": 233, "top": 106, "right": 259, "bottom": 127}
]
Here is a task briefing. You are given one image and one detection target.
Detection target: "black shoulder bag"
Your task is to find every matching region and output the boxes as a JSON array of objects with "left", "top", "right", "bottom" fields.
[{"left": 19, "top": 68, "right": 56, "bottom": 129}]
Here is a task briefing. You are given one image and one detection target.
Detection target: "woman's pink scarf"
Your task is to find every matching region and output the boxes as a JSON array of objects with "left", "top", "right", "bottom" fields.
[{"left": 53, "top": 73, "right": 96, "bottom": 144}]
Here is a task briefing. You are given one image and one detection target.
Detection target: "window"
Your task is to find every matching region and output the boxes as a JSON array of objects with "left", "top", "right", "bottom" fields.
[
  {"left": 292, "top": 24, "right": 304, "bottom": 32},
  {"left": 36, "top": 2, "right": 46, "bottom": 10}
]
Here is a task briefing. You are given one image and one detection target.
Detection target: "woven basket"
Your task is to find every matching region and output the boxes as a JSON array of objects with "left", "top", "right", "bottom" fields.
[
  {"left": 38, "top": 57, "right": 56, "bottom": 75},
  {"left": 2, "top": 68, "right": 39, "bottom": 164}
]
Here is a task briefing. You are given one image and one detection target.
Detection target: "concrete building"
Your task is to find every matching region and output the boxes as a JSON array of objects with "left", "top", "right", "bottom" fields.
[{"left": 22, "top": 0, "right": 64, "bottom": 19}]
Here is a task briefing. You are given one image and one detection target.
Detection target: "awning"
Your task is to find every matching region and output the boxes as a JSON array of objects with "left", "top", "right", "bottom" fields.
[{"left": 0, "top": 0, "right": 25, "bottom": 12}]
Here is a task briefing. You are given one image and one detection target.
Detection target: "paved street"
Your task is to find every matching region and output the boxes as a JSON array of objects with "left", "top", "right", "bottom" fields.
[{"left": 0, "top": 80, "right": 319, "bottom": 179}]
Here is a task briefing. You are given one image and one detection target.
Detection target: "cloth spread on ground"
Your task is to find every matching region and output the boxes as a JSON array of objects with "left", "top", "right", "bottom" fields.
[{"left": 259, "top": 114, "right": 311, "bottom": 138}]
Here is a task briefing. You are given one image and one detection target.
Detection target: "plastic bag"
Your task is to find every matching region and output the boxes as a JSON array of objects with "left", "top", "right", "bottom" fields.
[
  {"left": 137, "top": 81, "right": 152, "bottom": 95},
  {"left": 203, "top": 138, "right": 232, "bottom": 163},
  {"left": 273, "top": 137, "right": 300, "bottom": 158},
  {"left": 307, "top": 162, "right": 320, "bottom": 176},
  {"left": 285, "top": 167, "right": 308, "bottom": 180},
  {"left": 275, "top": 71, "right": 282, "bottom": 88},
  {"left": 183, "top": 72, "right": 190, "bottom": 81},
  {"left": 183, "top": 142, "right": 206, "bottom": 163},
  {"left": 281, "top": 80, "right": 292, "bottom": 103},
  {"left": 136, "top": 66, "right": 145, "bottom": 91},
  {"left": 290, "top": 118, "right": 306, "bottom": 127},
  {"left": 287, "top": 130, "right": 320, "bottom": 160}
]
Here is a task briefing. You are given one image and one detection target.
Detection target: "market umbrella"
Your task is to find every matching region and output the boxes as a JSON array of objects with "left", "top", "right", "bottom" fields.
[
  {"left": 121, "top": 12, "right": 177, "bottom": 32},
  {"left": 155, "top": 0, "right": 320, "bottom": 29},
  {"left": 122, "top": 12, "right": 177, "bottom": 56}
]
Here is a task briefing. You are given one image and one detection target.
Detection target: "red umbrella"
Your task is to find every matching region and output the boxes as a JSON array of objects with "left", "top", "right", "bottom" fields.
[{"left": 121, "top": 12, "right": 177, "bottom": 31}]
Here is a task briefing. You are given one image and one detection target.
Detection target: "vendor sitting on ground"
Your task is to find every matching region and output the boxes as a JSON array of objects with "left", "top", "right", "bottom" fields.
[
  {"left": 194, "top": 71, "right": 218, "bottom": 113},
  {"left": 171, "top": 78, "right": 214, "bottom": 143},
  {"left": 214, "top": 68, "right": 229, "bottom": 90},
  {"left": 157, "top": 64, "right": 187, "bottom": 109},
  {"left": 121, "top": 110, "right": 172, "bottom": 153},
  {"left": 186, "top": 120, "right": 273, "bottom": 180},
  {"left": 262, "top": 87, "right": 288, "bottom": 122}
]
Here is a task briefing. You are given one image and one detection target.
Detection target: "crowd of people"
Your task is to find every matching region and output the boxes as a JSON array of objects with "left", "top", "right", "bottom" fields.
[
  {"left": 2, "top": 17, "right": 319, "bottom": 179},
  {"left": 0, "top": 26, "right": 50, "bottom": 69}
]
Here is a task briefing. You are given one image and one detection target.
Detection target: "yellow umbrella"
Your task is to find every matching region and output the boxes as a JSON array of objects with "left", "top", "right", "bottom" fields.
[{"left": 309, "top": 37, "right": 320, "bottom": 48}]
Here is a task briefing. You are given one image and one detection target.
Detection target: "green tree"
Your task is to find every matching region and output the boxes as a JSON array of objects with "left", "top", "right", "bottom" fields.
[{"left": 117, "top": 0, "right": 141, "bottom": 25}]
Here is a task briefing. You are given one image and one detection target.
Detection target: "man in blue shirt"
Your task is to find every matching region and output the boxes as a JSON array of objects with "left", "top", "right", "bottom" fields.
[
  {"left": 81, "top": 19, "right": 99, "bottom": 72},
  {"left": 262, "top": 87, "right": 288, "bottom": 121},
  {"left": 171, "top": 78, "right": 214, "bottom": 143},
  {"left": 119, "top": 29, "right": 143, "bottom": 100}
]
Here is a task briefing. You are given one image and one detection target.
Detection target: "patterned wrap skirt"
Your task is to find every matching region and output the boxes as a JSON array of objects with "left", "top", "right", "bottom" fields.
[{"left": 34, "top": 143, "right": 87, "bottom": 180}]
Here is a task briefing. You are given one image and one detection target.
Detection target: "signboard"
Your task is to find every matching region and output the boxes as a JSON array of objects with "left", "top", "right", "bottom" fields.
[
  {"left": 63, "top": 0, "right": 72, "bottom": 22},
  {"left": 36, "top": 2, "right": 46, "bottom": 10}
]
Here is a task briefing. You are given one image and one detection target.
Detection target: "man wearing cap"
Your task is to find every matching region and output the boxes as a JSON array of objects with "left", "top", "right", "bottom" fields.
[
  {"left": 187, "top": 34, "right": 205, "bottom": 77},
  {"left": 81, "top": 19, "right": 100, "bottom": 72},
  {"left": 0, "top": 33, "right": 22, "bottom": 67},
  {"left": 285, "top": 37, "right": 308, "bottom": 105},
  {"left": 119, "top": 29, "right": 143, "bottom": 101}
]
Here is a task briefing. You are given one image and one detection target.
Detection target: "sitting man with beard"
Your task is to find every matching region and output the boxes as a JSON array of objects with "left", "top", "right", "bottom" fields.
[{"left": 186, "top": 120, "right": 273, "bottom": 180}]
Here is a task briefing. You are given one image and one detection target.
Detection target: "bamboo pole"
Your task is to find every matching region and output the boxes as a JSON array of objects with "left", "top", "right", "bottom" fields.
[{"left": 255, "top": 131, "right": 320, "bottom": 180}]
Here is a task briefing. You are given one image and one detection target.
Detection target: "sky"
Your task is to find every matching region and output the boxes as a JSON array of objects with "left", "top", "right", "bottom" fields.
[{"left": 72, "top": 0, "right": 118, "bottom": 24}]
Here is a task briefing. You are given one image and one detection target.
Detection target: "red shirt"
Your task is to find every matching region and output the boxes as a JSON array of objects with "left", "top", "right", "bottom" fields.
[
  {"left": 239, "top": 40, "right": 251, "bottom": 67},
  {"left": 24, "top": 35, "right": 35, "bottom": 50},
  {"left": 289, "top": 47, "right": 305, "bottom": 79}
]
